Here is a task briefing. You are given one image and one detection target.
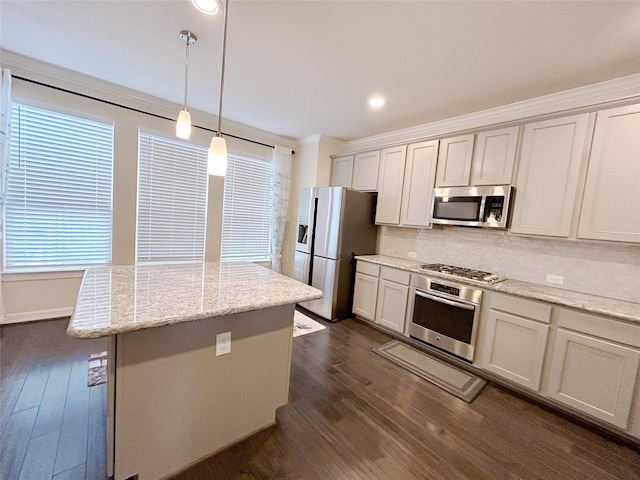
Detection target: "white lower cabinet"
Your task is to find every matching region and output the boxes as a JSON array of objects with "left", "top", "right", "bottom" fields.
[
  {"left": 374, "top": 267, "right": 411, "bottom": 334},
  {"left": 352, "top": 262, "right": 410, "bottom": 334},
  {"left": 352, "top": 272, "right": 379, "bottom": 321},
  {"left": 482, "top": 311, "right": 549, "bottom": 391},
  {"left": 547, "top": 328, "right": 640, "bottom": 429},
  {"left": 479, "top": 293, "right": 551, "bottom": 391},
  {"left": 353, "top": 261, "right": 380, "bottom": 321}
]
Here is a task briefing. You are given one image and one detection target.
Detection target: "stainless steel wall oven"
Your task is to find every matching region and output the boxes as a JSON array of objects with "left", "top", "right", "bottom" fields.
[{"left": 408, "top": 275, "right": 483, "bottom": 363}]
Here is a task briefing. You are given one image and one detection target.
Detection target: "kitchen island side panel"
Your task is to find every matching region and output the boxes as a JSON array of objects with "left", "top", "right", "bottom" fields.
[{"left": 112, "top": 304, "right": 294, "bottom": 480}]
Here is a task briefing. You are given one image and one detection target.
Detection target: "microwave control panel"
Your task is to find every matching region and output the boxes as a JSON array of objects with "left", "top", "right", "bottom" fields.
[{"left": 483, "top": 196, "right": 505, "bottom": 223}]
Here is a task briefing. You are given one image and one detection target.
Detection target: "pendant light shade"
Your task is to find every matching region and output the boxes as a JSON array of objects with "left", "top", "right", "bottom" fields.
[
  {"left": 190, "top": 0, "right": 219, "bottom": 15},
  {"left": 176, "top": 30, "right": 197, "bottom": 140},
  {"left": 176, "top": 108, "right": 191, "bottom": 139},
  {"left": 208, "top": 135, "right": 227, "bottom": 176}
]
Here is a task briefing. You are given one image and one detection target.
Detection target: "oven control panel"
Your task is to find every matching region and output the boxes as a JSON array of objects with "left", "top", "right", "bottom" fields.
[{"left": 430, "top": 282, "right": 460, "bottom": 297}]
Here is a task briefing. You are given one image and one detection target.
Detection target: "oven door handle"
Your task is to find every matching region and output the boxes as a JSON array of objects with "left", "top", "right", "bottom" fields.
[{"left": 415, "top": 290, "right": 475, "bottom": 311}]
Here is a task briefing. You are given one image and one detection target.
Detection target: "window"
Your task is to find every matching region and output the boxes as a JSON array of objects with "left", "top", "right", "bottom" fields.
[
  {"left": 4, "top": 104, "right": 113, "bottom": 272},
  {"left": 136, "top": 132, "right": 208, "bottom": 263},
  {"left": 221, "top": 154, "right": 272, "bottom": 262}
]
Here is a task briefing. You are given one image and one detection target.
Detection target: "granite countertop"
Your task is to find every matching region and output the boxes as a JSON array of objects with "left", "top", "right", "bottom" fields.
[
  {"left": 68, "top": 262, "right": 323, "bottom": 339},
  {"left": 355, "top": 254, "right": 640, "bottom": 324}
]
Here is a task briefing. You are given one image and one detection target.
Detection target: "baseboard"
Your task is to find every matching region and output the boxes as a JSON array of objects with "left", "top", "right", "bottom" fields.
[{"left": 2, "top": 307, "right": 73, "bottom": 325}]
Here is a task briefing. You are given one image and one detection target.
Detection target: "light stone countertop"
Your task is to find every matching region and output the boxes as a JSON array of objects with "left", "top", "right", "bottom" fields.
[
  {"left": 356, "top": 254, "right": 640, "bottom": 324},
  {"left": 68, "top": 262, "right": 323, "bottom": 339}
]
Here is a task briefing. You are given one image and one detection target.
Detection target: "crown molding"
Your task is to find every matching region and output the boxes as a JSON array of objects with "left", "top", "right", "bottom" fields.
[
  {"left": 346, "top": 74, "right": 640, "bottom": 151},
  {"left": 1, "top": 49, "right": 296, "bottom": 150},
  {"left": 296, "top": 134, "right": 323, "bottom": 146},
  {"left": 295, "top": 134, "right": 346, "bottom": 149}
]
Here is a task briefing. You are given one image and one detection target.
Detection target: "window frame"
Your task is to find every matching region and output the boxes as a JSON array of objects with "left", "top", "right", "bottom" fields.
[
  {"left": 220, "top": 153, "right": 273, "bottom": 263},
  {"left": 135, "top": 130, "right": 210, "bottom": 264},
  {"left": 2, "top": 102, "right": 114, "bottom": 273}
]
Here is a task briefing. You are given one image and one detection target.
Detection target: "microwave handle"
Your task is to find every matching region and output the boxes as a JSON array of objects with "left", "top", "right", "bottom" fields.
[{"left": 415, "top": 290, "right": 475, "bottom": 311}]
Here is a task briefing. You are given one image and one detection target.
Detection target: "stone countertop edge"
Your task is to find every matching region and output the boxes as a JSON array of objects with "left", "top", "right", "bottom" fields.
[
  {"left": 67, "top": 262, "right": 323, "bottom": 339},
  {"left": 355, "top": 254, "right": 640, "bottom": 324}
]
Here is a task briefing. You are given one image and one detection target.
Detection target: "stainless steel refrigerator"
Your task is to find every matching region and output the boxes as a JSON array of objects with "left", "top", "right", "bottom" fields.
[{"left": 294, "top": 186, "right": 377, "bottom": 321}]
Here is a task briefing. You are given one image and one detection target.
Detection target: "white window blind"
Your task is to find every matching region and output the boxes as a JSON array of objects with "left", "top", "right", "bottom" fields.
[
  {"left": 221, "top": 155, "right": 272, "bottom": 262},
  {"left": 4, "top": 104, "right": 113, "bottom": 271},
  {"left": 136, "top": 132, "right": 208, "bottom": 262}
]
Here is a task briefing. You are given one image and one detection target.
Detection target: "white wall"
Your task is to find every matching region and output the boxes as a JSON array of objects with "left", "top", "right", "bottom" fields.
[
  {"left": 379, "top": 226, "right": 640, "bottom": 304},
  {"left": 1, "top": 53, "right": 295, "bottom": 323},
  {"left": 281, "top": 135, "right": 346, "bottom": 278}
]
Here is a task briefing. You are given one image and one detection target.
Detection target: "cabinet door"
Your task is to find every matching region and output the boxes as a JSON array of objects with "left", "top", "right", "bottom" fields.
[
  {"left": 375, "top": 145, "right": 407, "bottom": 225},
  {"left": 331, "top": 155, "right": 354, "bottom": 187},
  {"left": 511, "top": 114, "right": 588, "bottom": 237},
  {"left": 375, "top": 279, "right": 409, "bottom": 333},
  {"left": 547, "top": 329, "right": 640, "bottom": 429},
  {"left": 352, "top": 151, "right": 380, "bottom": 191},
  {"left": 481, "top": 310, "right": 549, "bottom": 391},
  {"left": 400, "top": 140, "right": 439, "bottom": 227},
  {"left": 435, "top": 134, "right": 475, "bottom": 187},
  {"left": 352, "top": 273, "right": 379, "bottom": 321},
  {"left": 578, "top": 104, "right": 640, "bottom": 243},
  {"left": 471, "top": 126, "right": 519, "bottom": 186}
]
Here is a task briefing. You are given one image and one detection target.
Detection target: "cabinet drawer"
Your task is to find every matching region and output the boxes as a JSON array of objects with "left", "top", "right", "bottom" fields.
[
  {"left": 489, "top": 292, "right": 551, "bottom": 323},
  {"left": 555, "top": 308, "right": 640, "bottom": 348},
  {"left": 356, "top": 261, "right": 380, "bottom": 277},
  {"left": 380, "top": 266, "right": 410, "bottom": 285}
]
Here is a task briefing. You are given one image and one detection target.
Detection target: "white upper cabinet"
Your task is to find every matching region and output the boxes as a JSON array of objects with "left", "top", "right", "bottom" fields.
[
  {"left": 331, "top": 154, "right": 354, "bottom": 187},
  {"left": 435, "top": 134, "right": 475, "bottom": 187},
  {"left": 400, "top": 140, "right": 439, "bottom": 227},
  {"left": 578, "top": 104, "right": 640, "bottom": 243},
  {"left": 510, "top": 114, "right": 589, "bottom": 237},
  {"left": 471, "top": 126, "right": 519, "bottom": 185},
  {"left": 352, "top": 150, "right": 380, "bottom": 191},
  {"left": 375, "top": 146, "right": 407, "bottom": 225}
]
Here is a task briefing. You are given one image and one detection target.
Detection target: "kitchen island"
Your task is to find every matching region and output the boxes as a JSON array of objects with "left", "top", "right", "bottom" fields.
[{"left": 68, "top": 262, "right": 322, "bottom": 480}]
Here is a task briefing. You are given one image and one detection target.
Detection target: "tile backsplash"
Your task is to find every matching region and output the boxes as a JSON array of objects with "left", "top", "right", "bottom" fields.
[{"left": 379, "top": 226, "right": 640, "bottom": 304}]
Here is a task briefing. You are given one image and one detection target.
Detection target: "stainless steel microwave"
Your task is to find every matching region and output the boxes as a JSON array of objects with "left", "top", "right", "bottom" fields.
[{"left": 430, "top": 185, "right": 513, "bottom": 229}]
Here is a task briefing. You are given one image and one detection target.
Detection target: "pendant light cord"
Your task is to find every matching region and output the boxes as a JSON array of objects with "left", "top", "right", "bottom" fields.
[
  {"left": 216, "top": 0, "right": 229, "bottom": 137},
  {"left": 183, "top": 35, "right": 190, "bottom": 109}
]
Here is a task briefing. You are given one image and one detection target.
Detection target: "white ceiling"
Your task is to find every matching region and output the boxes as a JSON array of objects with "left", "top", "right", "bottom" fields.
[{"left": 1, "top": 1, "right": 639, "bottom": 142}]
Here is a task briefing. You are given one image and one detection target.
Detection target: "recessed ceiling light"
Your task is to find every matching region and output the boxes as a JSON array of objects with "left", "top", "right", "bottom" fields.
[
  {"left": 190, "top": 0, "right": 220, "bottom": 15},
  {"left": 368, "top": 97, "right": 385, "bottom": 109}
]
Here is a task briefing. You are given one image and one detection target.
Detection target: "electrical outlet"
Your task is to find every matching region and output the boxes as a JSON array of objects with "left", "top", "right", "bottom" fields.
[
  {"left": 546, "top": 274, "right": 565, "bottom": 286},
  {"left": 408, "top": 251, "right": 417, "bottom": 258},
  {"left": 216, "top": 332, "right": 231, "bottom": 356}
]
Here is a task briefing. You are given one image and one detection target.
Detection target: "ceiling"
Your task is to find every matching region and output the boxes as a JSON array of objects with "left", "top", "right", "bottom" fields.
[{"left": 1, "top": 1, "right": 639, "bottom": 142}]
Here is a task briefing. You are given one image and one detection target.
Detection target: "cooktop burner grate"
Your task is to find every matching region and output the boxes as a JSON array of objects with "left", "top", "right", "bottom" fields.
[{"left": 420, "top": 263, "right": 504, "bottom": 283}]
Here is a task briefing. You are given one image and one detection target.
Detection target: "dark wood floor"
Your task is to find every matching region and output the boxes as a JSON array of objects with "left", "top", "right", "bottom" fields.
[
  {"left": 171, "top": 317, "right": 640, "bottom": 480},
  {"left": 1, "top": 318, "right": 108, "bottom": 480},
  {"left": 2, "top": 317, "right": 639, "bottom": 480}
]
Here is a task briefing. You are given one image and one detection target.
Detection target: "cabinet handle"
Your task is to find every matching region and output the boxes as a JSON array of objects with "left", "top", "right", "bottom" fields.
[{"left": 415, "top": 290, "right": 475, "bottom": 311}]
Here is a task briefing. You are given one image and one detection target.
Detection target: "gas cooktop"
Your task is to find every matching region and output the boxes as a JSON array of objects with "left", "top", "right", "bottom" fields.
[{"left": 419, "top": 263, "right": 505, "bottom": 283}]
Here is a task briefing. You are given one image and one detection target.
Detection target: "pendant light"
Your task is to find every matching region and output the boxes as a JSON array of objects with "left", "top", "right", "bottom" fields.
[
  {"left": 176, "top": 30, "right": 197, "bottom": 139},
  {"left": 190, "top": 0, "right": 219, "bottom": 15},
  {"left": 208, "top": 0, "right": 229, "bottom": 176}
]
